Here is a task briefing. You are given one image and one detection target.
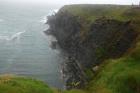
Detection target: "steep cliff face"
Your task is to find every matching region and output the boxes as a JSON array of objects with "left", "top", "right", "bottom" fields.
[{"left": 46, "top": 5, "right": 139, "bottom": 89}]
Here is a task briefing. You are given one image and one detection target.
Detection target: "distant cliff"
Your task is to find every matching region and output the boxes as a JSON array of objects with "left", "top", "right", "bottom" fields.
[{"left": 46, "top": 4, "right": 140, "bottom": 90}]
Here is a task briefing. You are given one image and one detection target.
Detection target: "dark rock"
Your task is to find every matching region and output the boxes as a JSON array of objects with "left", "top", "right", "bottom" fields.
[{"left": 46, "top": 9, "right": 138, "bottom": 89}]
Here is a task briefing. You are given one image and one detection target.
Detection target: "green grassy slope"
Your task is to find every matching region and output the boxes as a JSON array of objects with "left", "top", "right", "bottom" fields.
[
  {"left": 0, "top": 75, "right": 52, "bottom": 93},
  {"left": 60, "top": 4, "right": 140, "bottom": 22},
  {"left": 87, "top": 57, "right": 140, "bottom": 93}
]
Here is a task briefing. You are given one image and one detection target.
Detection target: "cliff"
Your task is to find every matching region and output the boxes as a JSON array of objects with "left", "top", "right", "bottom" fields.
[
  {"left": 46, "top": 4, "right": 140, "bottom": 92},
  {"left": 1, "top": 4, "right": 140, "bottom": 93}
]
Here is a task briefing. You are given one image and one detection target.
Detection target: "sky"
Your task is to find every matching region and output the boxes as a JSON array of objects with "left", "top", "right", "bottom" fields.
[{"left": 0, "top": 0, "right": 140, "bottom": 5}]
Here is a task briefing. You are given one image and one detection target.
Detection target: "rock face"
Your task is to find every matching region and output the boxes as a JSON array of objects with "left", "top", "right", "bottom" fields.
[{"left": 46, "top": 6, "right": 138, "bottom": 89}]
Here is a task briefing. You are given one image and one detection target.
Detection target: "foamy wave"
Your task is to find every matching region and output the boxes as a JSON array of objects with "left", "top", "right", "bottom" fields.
[
  {"left": 10, "top": 30, "right": 26, "bottom": 40},
  {"left": 0, "top": 30, "right": 26, "bottom": 41},
  {"left": 40, "top": 9, "right": 59, "bottom": 23},
  {"left": 47, "top": 9, "right": 59, "bottom": 16},
  {"left": 40, "top": 16, "right": 47, "bottom": 23},
  {"left": 46, "top": 35, "right": 57, "bottom": 46}
]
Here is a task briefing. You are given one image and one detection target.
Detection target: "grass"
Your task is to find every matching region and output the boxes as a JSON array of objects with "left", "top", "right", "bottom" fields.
[
  {"left": 87, "top": 57, "right": 140, "bottom": 93},
  {"left": 60, "top": 4, "right": 127, "bottom": 21},
  {"left": 0, "top": 75, "right": 52, "bottom": 93},
  {"left": 53, "top": 88, "right": 87, "bottom": 93},
  {"left": 60, "top": 4, "right": 140, "bottom": 23}
]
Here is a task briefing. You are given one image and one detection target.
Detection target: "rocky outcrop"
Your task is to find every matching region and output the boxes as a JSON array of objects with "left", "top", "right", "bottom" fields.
[{"left": 46, "top": 6, "right": 138, "bottom": 89}]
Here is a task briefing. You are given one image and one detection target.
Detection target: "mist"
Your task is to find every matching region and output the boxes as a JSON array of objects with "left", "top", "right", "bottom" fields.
[{"left": 0, "top": 0, "right": 140, "bottom": 6}]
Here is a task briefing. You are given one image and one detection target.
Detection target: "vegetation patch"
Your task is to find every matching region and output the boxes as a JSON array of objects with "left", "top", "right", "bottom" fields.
[{"left": 0, "top": 75, "right": 52, "bottom": 93}]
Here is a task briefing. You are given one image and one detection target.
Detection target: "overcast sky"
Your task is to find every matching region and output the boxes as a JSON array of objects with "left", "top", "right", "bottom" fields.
[{"left": 0, "top": 0, "right": 140, "bottom": 5}]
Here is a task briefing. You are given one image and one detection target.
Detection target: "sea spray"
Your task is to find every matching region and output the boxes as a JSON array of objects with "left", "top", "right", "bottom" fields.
[{"left": 40, "top": 9, "right": 59, "bottom": 24}]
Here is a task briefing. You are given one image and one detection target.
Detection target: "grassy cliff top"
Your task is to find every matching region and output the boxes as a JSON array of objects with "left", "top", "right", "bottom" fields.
[
  {"left": 0, "top": 75, "right": 52, "bottom": 93},
  {"left": 59, "top": 4, "right": 140, "bottom": 22}
]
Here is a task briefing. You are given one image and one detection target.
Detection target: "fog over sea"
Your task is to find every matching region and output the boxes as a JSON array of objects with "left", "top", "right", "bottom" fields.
[{"left": 0, "top": 3, "right": 63, "bottom": 88}]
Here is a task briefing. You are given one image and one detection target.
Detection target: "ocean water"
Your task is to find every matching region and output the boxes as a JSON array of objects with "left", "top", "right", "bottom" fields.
[{"left": 0, "top": 3, "right": 63, "bottom": 88}]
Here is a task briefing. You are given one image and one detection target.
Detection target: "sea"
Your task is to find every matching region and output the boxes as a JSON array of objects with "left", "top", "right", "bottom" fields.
[{"left": 0, "top": 2, "right": 64, "bottom": 88}]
